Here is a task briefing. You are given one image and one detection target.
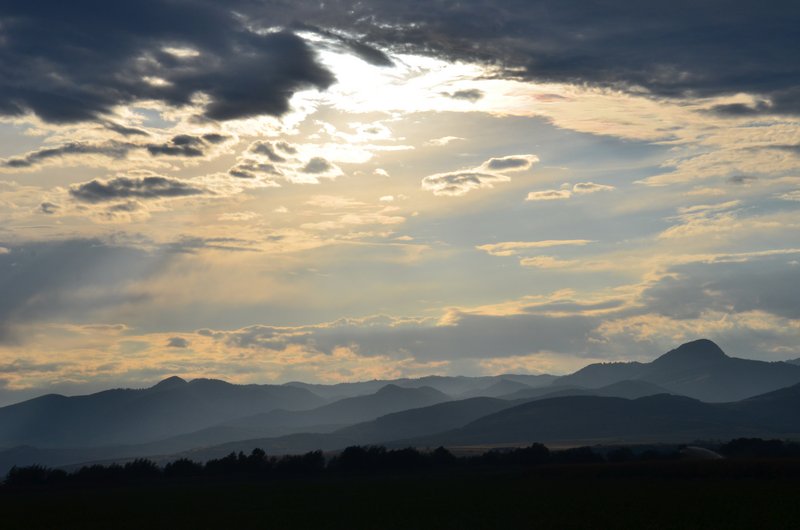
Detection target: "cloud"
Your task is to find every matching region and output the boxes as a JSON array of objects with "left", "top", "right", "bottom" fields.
[
  {"left": 1, "top": 141, "right": 134, "bottom": 169},
  {"left": 422, "top": 154, "right": 538, "bottom": 196},
  {"left": 640, "top": 252, "right": 800, "bottom": 320},
  {"left": 572, "top": 182, "right": 615, "bottom": 194},
  {"left": 163, "top": 236, "right": 262, "bottom": 254},
  {"left": 526, "top": 182, "right": 615, "bottom": 201},
  {"left": 0, "top": 4, "right": 333, "bottom": 123},
  {"left": 248, "top": 141, "right": 288, "bottom": 163},
  {"left": 422, "top": 171, "right": 510, "bottom": 197},
  {"left": 290, "top": 0, "right": 800, "bottom": 116},
  {"left": 69, "top": 175, "right": 208, "bottom": 203},
  {"left": 779, "top": 190, "right": 800, "bottom": 201},
  {"left": 145, "top": 134, "right": 229, "bottom": 157},
  {"left": 229, "top": 141, "right": 341, "bottom": 184},
  {"left": 302, "top": 157, "right": 334, "bottom": 174},
  {"left": 0, "top": 239, "right": 166, "bottom": 342},
  {"left": 443, "top": 89, "right": 484, "bottom": 102},
  {"left": 658, "top": 200, "right": 741, "bottom": 240},
  {"left": 483, "top": 155, "right": 538, "bottom": 172},
  {"left": 39, "top": 202, "right": 60, "bottom": 215},
  {"left": 426, "top": 136, "right": 463, "bottom": 147},
  {"left": 166, "top": 337, "right": 190, "bottom": 348},
  {"left": 519, "top": 256, "right": 580, "bottom": 269},
  {"left": 728, "top": 175, "right": 758, "bottom": 185},
  {"left": 526, "top": 190, "right": 571, "bottom": 201},
  {"left": 218, "top": 211, "right": 261, "bottom": 222},
  {"left": 1, "top": 134, "right": 232, "bottom": 171},
  {"left": 477, "top": 240, "right": 593, "bottom": 257}
]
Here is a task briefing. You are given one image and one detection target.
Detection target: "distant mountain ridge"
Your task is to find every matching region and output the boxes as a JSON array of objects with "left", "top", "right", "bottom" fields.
[
  {"left": 0, "top": 378, "right": 325, "bottom": 448},
  {"left": 555, "top": 339, "right": 800, "bottom": 401},
  {"left": 2, "top": 338, "right": 800, "bottom": 476},
  {"left": 411, "top": 382, "right": 800, "bottom": 447}
]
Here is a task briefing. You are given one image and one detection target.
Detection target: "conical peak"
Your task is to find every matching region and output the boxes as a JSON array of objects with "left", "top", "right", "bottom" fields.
[{"left": 654, "top": 339, "right": 728, "bottom": 365}]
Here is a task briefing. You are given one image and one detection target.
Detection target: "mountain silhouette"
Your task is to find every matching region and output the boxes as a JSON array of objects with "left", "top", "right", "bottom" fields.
[
  {"left": 458, "top": 379, "right": 533, "bottom": 399},
  {"left": 414, "top": 388, "right": 800, "bottom": 447},
  {"left": 504, "top": 380, "right": 672, "bottom": 401},
  {"left": 0, "top": 377, "right": 324, "bottom": 448},
  {"left": 286, "top": 374, "right": 554, "bottom": 401},
  {"left": 3, "top": 339, "right": 800, "bottom": 475},
  {"left": 334, "top": 396, "right": 513, "bottom": 444},
  {"left": 555, "top": 339, "right": 800, "bottom": 401},
  {"left": 221, "top": 384, "right": 450, "bottom": 435}
]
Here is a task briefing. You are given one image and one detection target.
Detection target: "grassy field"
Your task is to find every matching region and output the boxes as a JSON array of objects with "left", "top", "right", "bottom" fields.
[{"left": 2, "top": 461, "right": 799, "bottom": 529}]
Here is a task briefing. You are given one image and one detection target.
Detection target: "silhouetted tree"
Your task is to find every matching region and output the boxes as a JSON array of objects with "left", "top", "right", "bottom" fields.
[
  {"left": 431, "top": 446, "right": 458, "bottom": 468},
  {"left": 4, "top": 465, "right": 66, "bottom": 486},
  {"left": 164, "top": 458, "right": 203, "bottom": 478},
  {"left": 123, "top": 459, "right": 161, "bottom": 480}
]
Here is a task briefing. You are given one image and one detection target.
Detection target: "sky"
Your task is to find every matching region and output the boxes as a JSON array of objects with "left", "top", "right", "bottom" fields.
[{"left": 0, "top": 0, "right": 799, "bottom": 403}]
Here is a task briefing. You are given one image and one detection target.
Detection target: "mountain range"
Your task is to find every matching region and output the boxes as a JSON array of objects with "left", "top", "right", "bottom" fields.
[{"left": 1, "top": 338, "right": 799, "bottom": 475}]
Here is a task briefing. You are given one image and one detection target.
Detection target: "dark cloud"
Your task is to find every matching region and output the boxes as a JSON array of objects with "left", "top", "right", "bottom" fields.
[
  {"left": 710, "top": 101, "right": 773, "bottom": 116},
  {"left": 69, "top": 176, "right": 208, "bottom": 203},
  {"left": 249, "top": 141, "right": 287, "bottom": 162},
  {"left": 164, "top": 236, "right": 260, "bottom": 254},
  {"left": 275, "top": 142, "right": 297, "bottom": 155},
  {"left": 228, "top": 161, "right": 280, "bottom": 180},
  {"left": 0, "top": 2, "right": 334, "bottom": 124},
  {"left": 2, "top": 141, "right": 133, "bottom": 169},
  {"left": 641, "top": 254, "right": 800, "bottom": 320},
  {"left": 292, "top": 22, "right": 394, "bottom": 67},
  {"left": 422, "top": 171, "right": 508, "bottom": 196},
  {"left": 146, "top": 134, "right": 207, "bottom": 157},
  {"left": 302, "top": 157, "right": 333, "bottom": 174},
  {"left": 39, "top": 202, "right": 60, "bottom": 215},
  {"left": 2, "top": 133, "right": 230, "bottom": 170},
  {"left": 201, "top": 133, "right": 227, "bottom": 144},
  {"left": 728, "top": 175, "right": 758, "bottom": 185},
  {"left": 444, "top": 89, "right": 484, "bottom": 102},
  {"left": 166, "top": 336, "right": 190, "bottom": 348},
  {"left": 103, "top": 121, "right": 151, "bottom": 137},
  {"left": 261, "top": 0, "right": 800, "bottom": 115},
  {"left": 486, "top": 156, "right": 531, "bottom": 171},
  {"left": 768, "top": 145, "right": 800, "bottom": 155},
  {"left": 0, "top": 359, "right": 67, "bottom": 374},
  {"left": 2, "top": 1, "right": 798, "bottom": 123}
]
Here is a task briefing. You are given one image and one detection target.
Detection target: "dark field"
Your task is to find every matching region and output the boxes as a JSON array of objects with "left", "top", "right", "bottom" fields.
[{"left": 3, "top": 460, "right": 800, "bottom": 529}]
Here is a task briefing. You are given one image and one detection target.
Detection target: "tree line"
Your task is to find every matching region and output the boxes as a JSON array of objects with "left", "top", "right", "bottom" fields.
[{"left": 5, "top": 438, "right": 800, "bottom": 487}]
